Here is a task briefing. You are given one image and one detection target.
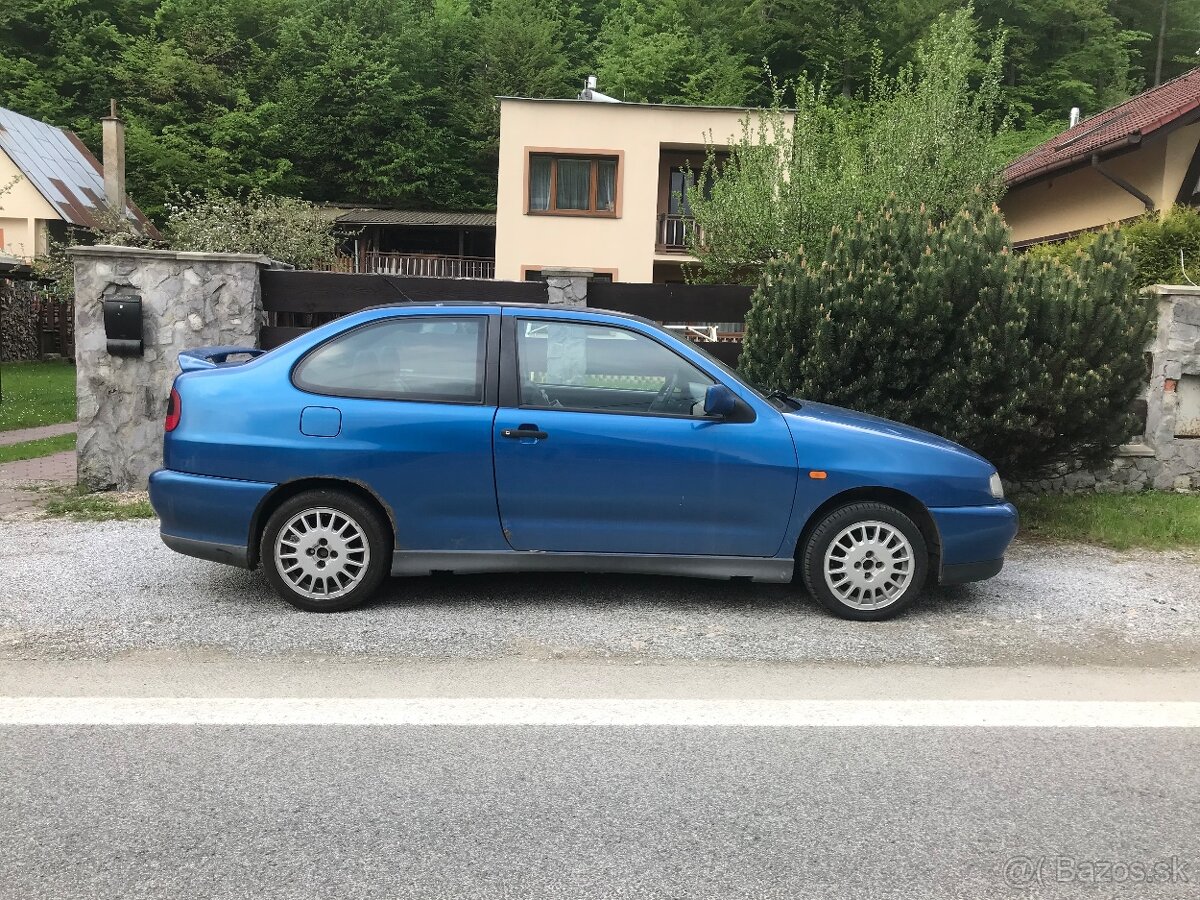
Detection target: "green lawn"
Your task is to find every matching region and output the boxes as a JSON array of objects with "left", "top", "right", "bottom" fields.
[
  {"left": 0, "top": 361, "right": 76, "bottom": 431},
  {"left": 1018, "top": 491, "right": 1200, "bottom": 551},
  {"left": 0, "top": 432, "right": 75, "bottom": 464}
]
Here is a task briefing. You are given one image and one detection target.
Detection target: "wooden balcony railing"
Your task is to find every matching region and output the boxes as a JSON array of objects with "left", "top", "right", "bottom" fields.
[
  {"left": 364, "top": 252, "right": 495, "bottom": 279},
  {"left": 658, "top": 214, "right": 697, "bottom": 251}
]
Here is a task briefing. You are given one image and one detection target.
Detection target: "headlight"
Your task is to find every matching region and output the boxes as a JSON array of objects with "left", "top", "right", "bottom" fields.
[{"left": 989, "top": 471, "right": 1004, "bottom": 500}]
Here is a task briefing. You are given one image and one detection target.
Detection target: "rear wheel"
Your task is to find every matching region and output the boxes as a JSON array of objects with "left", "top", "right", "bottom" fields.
[
  {"left": 801, "top": 501, "right": 928, "bottom": 621},
  {"left": 260, "top": 490, "right": 390, "bottom": 612}
]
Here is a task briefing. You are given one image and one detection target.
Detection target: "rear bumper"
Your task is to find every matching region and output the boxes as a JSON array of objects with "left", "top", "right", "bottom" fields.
[
  {"left": 930, "top": 502, "right": 1018, "bottom": 584},
  {"left": 149, "top": 469, "right": 276, "bottom": 569},
  {"left": 162, "top": 533, "right": 251, "bottom": 568}
]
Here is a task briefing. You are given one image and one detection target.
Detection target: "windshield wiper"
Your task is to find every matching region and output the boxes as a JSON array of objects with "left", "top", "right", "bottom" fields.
[{"left": 766, "top": 390, "right": 802, "bottom": 410}]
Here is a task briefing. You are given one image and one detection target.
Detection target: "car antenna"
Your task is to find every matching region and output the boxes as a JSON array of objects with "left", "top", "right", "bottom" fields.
[{"left": 383, "top": 275, "right": 416, "bottom": 303}]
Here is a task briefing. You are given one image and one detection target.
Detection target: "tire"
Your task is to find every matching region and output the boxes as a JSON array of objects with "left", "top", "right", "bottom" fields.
[
  {"left": 801, "top": 501, "right": 929, "bottom": 621},
  {"left": 260, "top": 489, "right": 391, "bottom": 612}
]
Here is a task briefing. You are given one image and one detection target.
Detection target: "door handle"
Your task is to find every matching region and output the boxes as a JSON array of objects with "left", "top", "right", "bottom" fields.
[{"left": 501, "top": 427, "right": 548, "bottom": 440}]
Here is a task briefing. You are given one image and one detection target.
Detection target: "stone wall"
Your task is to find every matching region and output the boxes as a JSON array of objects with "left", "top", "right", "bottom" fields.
[
  {"left": 71, "top": 245, "right": 275, "bottom": 490},
  {"left": 1013, "top": 285, "right": 1200, "bottom": 495},
  {"left": 541, "top": 267, "right": 591, "bottom": 308}
]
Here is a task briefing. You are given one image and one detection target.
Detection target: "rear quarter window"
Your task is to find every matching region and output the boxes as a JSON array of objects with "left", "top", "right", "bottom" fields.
[{"left": 293, "top": 316, "right": 487, "bottom": 404}]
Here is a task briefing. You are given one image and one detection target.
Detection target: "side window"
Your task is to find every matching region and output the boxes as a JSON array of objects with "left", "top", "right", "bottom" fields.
[
  {"left": 516, "top": 319, "right": 715, "bottom": 417},
  {"left": 294, "top": 316, "right": 487, "bottom": 403}
]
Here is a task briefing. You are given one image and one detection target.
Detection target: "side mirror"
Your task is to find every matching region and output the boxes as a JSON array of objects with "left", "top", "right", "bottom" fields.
[{"left": 703, "top": 384, "right": 737, "bottom": 418}]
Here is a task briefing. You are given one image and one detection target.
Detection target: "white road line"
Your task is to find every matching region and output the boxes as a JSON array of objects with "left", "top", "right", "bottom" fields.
[{"left": 0, "top": 697, "right": 1198, "bottom": 727}]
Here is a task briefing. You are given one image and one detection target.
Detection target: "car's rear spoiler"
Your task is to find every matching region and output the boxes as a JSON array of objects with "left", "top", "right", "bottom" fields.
[{"left": 178, "top": 346, "right": 266, "bottom": 373}]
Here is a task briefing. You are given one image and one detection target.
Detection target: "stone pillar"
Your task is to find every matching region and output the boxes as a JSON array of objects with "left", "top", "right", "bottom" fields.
[
  {"left": 539, "top": 268, "right": 590, "bottom": 384},
  {"left": 1144, "top": 286, "right": 1200, "bottom": 491},
  {"left": 541, "top": 267, "right": 591, "bottom": 308},
  {"left": 70, "top": 245, "right": 275, "bottom": 490}
]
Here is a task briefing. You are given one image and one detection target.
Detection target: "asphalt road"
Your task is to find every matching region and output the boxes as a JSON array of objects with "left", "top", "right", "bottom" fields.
[
  {"left": 3, "top": 720, "right": 1198, "bottom": 900},
  {"left": 1, "top": 519, "right": 1198, "bottom": 899}
]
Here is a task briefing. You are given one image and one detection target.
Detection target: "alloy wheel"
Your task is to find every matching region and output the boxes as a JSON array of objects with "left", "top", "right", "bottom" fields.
[
  {"left": 274, "top": 507, "right": 372, "bottom": 601},
  {"left": 822, "top": 519, "right": 914, "bottom": 610}
]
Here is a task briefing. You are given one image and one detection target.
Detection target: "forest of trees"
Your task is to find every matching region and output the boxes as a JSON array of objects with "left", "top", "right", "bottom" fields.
[{"left": 2, "top": 0, "right": 1198, "bottom": 220}]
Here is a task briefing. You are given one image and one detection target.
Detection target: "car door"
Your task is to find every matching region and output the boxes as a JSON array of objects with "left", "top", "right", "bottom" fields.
[
  {"left": 492, "top": 312, "right": 798, "bottom": 557},
  {"left": 289, "top": 311, "right": 506, "bottom": 551}
]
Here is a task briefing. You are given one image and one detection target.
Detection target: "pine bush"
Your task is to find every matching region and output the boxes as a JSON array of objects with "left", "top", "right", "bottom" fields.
[{"left": 739, "top": 199, "right": 1155, "bottom": 479}]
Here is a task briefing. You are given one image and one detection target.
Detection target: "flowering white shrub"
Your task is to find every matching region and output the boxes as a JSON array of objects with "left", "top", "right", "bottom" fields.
[{"left": 165, "top": 190, "right": 337, "bottom": 269}]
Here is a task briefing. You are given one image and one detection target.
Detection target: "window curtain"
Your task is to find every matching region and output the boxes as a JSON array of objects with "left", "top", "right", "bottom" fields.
[
  {"left": 597, "top": 160, "right": 617, "bottom": 212},
  {"left": 529, "top": 157, "right": 551, "bottom": 210},
  {"left": 556, "top": 159, "right": 591, "bottom": 210}
]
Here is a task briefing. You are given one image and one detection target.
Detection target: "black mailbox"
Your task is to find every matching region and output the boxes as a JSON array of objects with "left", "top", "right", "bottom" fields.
[{"left": 103, "top": 294, "right": 144, "bottom": 357}]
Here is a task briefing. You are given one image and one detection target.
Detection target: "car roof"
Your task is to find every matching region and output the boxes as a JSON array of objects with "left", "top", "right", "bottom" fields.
[{"left": 358, "top": 300, "right": 656, "bottom": 326}]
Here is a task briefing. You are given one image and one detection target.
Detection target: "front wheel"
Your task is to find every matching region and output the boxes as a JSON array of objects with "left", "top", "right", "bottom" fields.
[
  {"left": 260, "top": 490, "right": 391, "bottom": 612},
  {"left": 801, "top": 501, "right": 928, "bottom": 621}
]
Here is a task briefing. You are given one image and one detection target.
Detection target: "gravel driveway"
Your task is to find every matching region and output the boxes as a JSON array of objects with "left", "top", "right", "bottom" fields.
[{"left": 1, "top": 519, "right": 1198, "bottom": 666}]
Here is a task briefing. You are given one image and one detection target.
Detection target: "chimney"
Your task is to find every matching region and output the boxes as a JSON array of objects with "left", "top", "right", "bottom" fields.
[
  {"left": 577, "top": 76, "right": 621, "bottom": 104},
  {"left": 1069, "top": 106, "right": 1081, "bottom": 128},
  {"left": 102, "top": 98, "right": 126, "bottom": 216}
]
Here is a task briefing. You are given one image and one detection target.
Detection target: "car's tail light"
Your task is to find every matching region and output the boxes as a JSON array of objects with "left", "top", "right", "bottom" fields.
[{"left": 165, "top": 387, "right": 181, "bottom": 432}]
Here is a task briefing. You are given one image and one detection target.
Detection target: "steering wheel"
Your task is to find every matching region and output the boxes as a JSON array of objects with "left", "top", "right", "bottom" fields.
[{"left": 648, "top": 371, "right": 681, "bottom": 413}]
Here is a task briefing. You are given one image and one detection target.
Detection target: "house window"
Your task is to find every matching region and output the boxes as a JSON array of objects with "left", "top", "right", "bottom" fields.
[{"left": 528, "top": 154, "right": 618, "bottom": 216}]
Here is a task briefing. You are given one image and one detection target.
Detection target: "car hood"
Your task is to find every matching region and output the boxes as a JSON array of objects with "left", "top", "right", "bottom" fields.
[{"left": 782, "top": 401, "right": 987, "bottom": 463}]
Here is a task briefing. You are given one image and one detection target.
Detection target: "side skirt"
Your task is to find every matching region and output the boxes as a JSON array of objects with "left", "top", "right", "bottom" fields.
[{"left": 390, "top": 550, "right": 794, "bottom": 583}]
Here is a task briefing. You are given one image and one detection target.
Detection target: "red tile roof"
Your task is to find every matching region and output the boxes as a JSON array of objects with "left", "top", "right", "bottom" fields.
[{"left": 1004, "top": 68, "right": 1200, "bottom": 187}]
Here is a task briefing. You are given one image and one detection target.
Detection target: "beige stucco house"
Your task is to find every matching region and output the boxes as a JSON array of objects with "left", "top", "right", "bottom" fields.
[
  {"left": 0, "top": 104, "right": 156, "bottom": 260},
  {"left": 495, "top": 92, "right": 785, "bottom": 283},
  {"left": 1001, "top": 69, "right": 1200, "bottom": 246}
]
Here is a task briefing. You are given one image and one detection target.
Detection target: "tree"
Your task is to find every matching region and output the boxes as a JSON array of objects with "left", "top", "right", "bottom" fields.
[
  {"left": 1111, "top": 0, "right": 1200, "bottom": 87},
  {"left": 686, "top": 6, "right": 1008, "bottom": 283},
  {"left": 593, "top": 0, "right": 755, "bottom": 105},
  {"left": 2, "top": 0, "right": 1190, "bottom": 222},
  {"left": 739, "top": 198, "right": 1154, "bottom": 479},
  {"left": 974, "top": 0, "right": 1146, "bottom": 137}
]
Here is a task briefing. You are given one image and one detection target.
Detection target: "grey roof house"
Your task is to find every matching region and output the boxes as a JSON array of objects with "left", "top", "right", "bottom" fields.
[{"left": 0, "top": 102, "right": 158, "bottom": 259}]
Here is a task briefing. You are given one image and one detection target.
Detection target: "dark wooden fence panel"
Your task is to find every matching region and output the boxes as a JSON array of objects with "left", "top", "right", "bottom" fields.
[
  {"left": 260, "top": 326, "right": 312, "bottom": 350},
  {"left": 695, "top": 341, "right": 742, "bottom": 368},
  {"left": 258, "top": 271, "right": 751, "bottom": 366},
  {"left": 586, "top": 282, "right": 753, "bottom": 323},
  {"left": 261, "top": 270, "right": 545, "bottom": 313}
]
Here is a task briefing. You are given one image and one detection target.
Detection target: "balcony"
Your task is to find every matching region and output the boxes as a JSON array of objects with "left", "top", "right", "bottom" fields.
[
  {"left": 657, "top": 213, "right": 697, "bottom": 253},
  {"left": 363, "top": 251, "right": 495, "bottom": 279}
]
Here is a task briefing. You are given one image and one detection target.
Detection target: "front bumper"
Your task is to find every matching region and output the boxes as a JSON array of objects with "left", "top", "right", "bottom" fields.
[
  {"left": 149, "top": 469, "right": 276, "bottom": 569},
  {"left": 930, "top": 502, "right": 1018, "bottom": 584}
]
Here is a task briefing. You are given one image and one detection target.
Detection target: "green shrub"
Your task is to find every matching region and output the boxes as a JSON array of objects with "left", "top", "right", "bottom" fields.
[
  {"left": 1029, "top": 206, "right": 1200, "bottom": 288},
  {"left": 740, "top": 199, "right": 1155, "bottom": 479},
  {"left": 165, "top": 189, "right": 338, "bottom": 269}
]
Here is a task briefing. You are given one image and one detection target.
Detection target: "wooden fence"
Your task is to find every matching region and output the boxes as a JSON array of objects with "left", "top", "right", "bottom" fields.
[{"left": 260, "top": 270, "right": 752, "bottom": 366}]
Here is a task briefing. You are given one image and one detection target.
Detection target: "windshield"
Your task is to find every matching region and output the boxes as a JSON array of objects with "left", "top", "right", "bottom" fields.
[{"left": 686, "top": 339, "right": 774, "bottom": 404}]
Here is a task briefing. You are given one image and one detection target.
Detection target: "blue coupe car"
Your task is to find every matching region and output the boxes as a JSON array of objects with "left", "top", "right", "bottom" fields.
[{"left": 149, "top": 302, "right": 1017, "bottom": 620}]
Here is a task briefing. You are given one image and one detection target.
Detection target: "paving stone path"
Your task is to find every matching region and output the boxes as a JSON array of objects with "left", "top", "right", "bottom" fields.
[
  {"left": 0, "top": 422, "right": 76, "bottom": 446},
  {"left": 0, "top": 423, "right": 77, "bottom": 518}
]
